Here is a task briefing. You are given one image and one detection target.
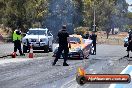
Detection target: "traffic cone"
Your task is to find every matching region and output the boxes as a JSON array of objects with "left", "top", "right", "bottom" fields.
[
  {"left": 11, "top": 52, "right": 16, "bottom": 58},
  {"left": 28, "top": 45, "right": 33, "bottom": 58}
]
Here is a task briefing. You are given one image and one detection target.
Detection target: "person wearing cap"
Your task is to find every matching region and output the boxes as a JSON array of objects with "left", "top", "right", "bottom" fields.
[
  {"left": 52, "top": 25, "right": 71, "bottom": 66},
  {"left": 13, "top": 28, "right": 24, "bottom": 56},
  {"left": 126, "top": 30, "right": 132, "bottom": 57},
  {"left": 90, "top": 31, "right": 97, "bottom": 55}
]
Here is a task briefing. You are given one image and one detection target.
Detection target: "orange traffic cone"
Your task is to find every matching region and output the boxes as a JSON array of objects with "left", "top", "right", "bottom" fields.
[
  {"left": 11, "top": 52, "right": 16, "bottom": 58},
  {"left": 28, "top": 45, "right": 33, "bottom": 58}
]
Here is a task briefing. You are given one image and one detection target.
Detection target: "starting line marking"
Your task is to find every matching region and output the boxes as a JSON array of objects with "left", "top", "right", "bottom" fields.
[{"left": 109, "top": 65, "right": 132, "bottom": 88}]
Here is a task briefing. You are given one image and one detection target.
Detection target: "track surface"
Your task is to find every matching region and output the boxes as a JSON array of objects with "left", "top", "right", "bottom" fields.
[{"left": 0, "top": 44, "right": 132, "bottom": 88}]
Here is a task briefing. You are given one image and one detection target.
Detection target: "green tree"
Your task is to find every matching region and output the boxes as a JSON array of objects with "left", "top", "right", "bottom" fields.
[
  {"left": 0, "top": 0, "right": 49, "bottom": 32},
  {"left": 126, "top": 12, "right": 132, "bottom": 30},
  {"left": 73, "top": 0, "right": 128, "bottom": 38}
]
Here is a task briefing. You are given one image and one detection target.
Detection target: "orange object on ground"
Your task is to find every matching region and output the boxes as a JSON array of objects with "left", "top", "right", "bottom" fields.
[
  {"left": 28, "top": 45, "right": 33, "bottom": 58},
  {"left": 11, "top": 52, "right": 16, "bottom": 58},
  {"left": 77, "top": 67, "right": 86, "bottom": 76}
]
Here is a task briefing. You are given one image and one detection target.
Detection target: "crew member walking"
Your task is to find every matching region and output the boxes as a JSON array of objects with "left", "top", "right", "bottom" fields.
[
  {"left": 13, "top": 28, "right": 24, "bottom": 56},
  {"left": 90, "top": 31, "right": 97, "bottom": 55},
  {"left": 52, "top": 25, "right": 70, "bottom": 66}
]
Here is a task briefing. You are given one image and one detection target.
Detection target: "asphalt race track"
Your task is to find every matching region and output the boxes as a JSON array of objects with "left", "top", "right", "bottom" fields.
[{"left": 0, "top": 44, "right": 132, "bottom": 88}]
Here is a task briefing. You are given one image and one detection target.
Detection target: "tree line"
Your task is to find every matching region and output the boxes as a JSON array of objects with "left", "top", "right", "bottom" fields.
[
  {"left": 0, "top": 0, "right": 48, "bottom": 32},
  {"left": 0, "top": 0, "right": 131, "bottom": 33},
  {"left": 73, "top": 0, "right": 132, "bottom": 32}
]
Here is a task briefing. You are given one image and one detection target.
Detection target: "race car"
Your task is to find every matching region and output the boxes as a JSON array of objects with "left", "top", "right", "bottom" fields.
[{"left": 53, "top": 34, "right": 93, "bottom": 59}]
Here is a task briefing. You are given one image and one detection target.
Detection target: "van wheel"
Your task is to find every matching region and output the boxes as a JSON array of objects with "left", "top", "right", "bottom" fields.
[{"left": 44, "top": 45, "right": 49, "bottom": 53}]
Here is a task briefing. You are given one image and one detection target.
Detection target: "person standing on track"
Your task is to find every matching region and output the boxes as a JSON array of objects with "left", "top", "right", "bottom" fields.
[
  {"left": 13, "top": 28, "right": 24, "bottom": 56},
  {"left": 126, "top": 30, "right": 132, "bottom": 57},
  {"left": 52, "top": 25, "right": 71, "bottom": 66},
  {"left": 90, "top": 31, "right": 97, "bottom": 55}
]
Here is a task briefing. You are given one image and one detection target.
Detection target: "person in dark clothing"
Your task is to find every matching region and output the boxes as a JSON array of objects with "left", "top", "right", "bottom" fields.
[
  {"left": 90, "top": 31, "right": 97, "bottom": 55},
  {"left": 52, "top": 25, "right": 71, "bottom": 66},
  {"left": 26, "top": 39, "right": 30, "bottom": 53},
  {"left": 84, "top": 32, "right": 90, "bottom": 39},
  {"left": 126, "top": 31, "right": 132, "bottom": 57}
]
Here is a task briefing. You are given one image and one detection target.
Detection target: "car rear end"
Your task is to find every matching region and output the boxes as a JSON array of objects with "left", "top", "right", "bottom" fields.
[{"left": 53, "top": 46, "right": 84, "bottom": 59}]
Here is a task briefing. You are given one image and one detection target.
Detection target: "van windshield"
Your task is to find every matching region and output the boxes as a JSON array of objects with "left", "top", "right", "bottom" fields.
[{"left": 28, "top": 30, "right": 46, "bottom": 35}]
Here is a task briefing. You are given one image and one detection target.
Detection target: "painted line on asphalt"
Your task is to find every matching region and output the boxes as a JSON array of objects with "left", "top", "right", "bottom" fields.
[{"left": 109, "top": 65, "right": 132, "bottom": 88}]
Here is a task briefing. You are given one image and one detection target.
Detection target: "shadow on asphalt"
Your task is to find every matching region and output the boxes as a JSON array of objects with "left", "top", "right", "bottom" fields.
[
  {"left": 52, "top": 65, "right": 61, "bottom": 66},
  {"left": 26, "top": 51, "right": 52, "bottom": 53},
  {"left": 57, "top": 58, "right": 84, "bottom": 60},
  {"left": 33, "top": 51, "right": 45, "bottom": 53}
]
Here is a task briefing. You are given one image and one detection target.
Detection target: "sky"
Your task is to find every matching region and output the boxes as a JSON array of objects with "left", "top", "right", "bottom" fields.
[
  {"left": 126, "top": 0, "right": 132, "bottom": 5},
  {"left": 126, "top": 0, "right": 132, "bottom": 12}
]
